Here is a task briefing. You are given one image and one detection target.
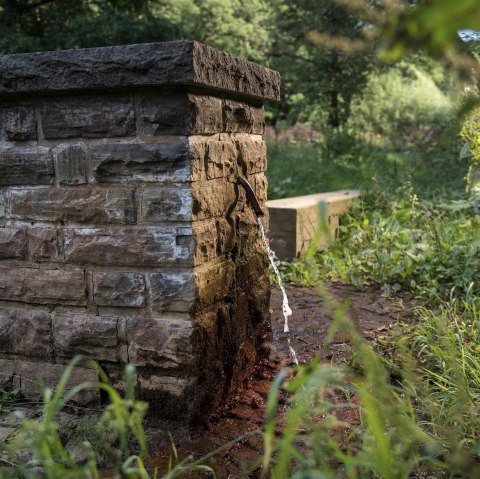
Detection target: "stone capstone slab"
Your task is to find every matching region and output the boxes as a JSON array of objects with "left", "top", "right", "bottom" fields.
[
  {"left": 0, "top": 41, "right": 280, "bottom": 101},
  {"left": 93, "top": 272, "right": 146, "bottom": 308}
]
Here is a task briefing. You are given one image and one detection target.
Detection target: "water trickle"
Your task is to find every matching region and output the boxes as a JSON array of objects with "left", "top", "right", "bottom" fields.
[{"left": 258, "top": 216, "right": 300, "bottom": 366}]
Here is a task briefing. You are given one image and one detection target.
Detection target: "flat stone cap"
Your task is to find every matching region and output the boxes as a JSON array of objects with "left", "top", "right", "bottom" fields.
[{"left": 0, "top": 40, "right": 280, "bottom": 101}]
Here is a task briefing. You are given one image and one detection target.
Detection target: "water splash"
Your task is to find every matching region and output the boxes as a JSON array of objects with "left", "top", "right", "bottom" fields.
[{"left": 258, "top": 216, "right": 299, "bottom": 366}]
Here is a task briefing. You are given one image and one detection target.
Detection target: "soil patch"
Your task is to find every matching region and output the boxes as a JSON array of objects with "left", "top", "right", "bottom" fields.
[{"left": 144, "top": 282, "right": 419, "bottom": 478}]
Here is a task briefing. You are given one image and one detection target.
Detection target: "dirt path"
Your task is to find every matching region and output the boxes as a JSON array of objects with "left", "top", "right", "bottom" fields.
[{"left": 145, "top": 282, "right": 419, "bottom": 478}]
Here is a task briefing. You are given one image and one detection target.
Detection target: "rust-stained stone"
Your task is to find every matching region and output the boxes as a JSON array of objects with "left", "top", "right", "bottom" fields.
[
  {"left": 195, "top": 260, "right": 236, "bottom": 308},
  {"left": 0, "top": 267, "right": 86, "bottom": 305}
]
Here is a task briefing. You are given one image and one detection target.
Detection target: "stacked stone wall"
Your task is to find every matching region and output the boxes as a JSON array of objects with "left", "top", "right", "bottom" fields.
[{"left": 0, "top": 41, "right": 279, "bottom": 420}]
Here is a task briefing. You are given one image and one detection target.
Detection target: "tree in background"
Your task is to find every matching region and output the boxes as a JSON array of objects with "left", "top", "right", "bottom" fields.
[
  {"left": 0, "top": 0, "right": 176, "bottom": 53},
  {"left": 268, "top": 0, "right": 376, "bottom": 130}
]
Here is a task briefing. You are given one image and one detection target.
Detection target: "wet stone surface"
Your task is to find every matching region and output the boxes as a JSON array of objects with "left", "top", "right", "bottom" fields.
[
  {"left": 0, "top": 282, "right": 418, "bottom": 477},
  {"left": 141, "top": 282, "right": 418, "bottom": 478}
]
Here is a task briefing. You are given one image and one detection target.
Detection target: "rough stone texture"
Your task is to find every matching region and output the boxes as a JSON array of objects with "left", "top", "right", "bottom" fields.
[
  {"left": 9, "top": 188, "right": 136, "bottom": 224},
  {"left": 0, "top": 228, "right": 27, "bottom": 260},
  {"left": 0, "top": 104, "right": 36, "bottom": 141},
  {"left": 40, "top": 94, "right": 135, "bottom": 139},
  {"left": 7, "top": 359, "right": 99, "bottom": 403},
  {"left": 0, "top": 146, "right": 53, "bottom": 186},
  {"left": 64, "top": 227, "right": 194, "bottom": 266},
  {"left": 0, "top": 268, "right": 86, "bottom": 305},
  {"left": 53, "top": 314, "right": 123, "bottom": 362},
  {"left": 93, "top": 272, "right": 146, "bottom": 308},
  {"left": 0, "top": 307, "right": 52, "bottom": 358},
  {"left": 91, "top": 141, "right": 190, "bottom": 184},
  {"left": 0, "top": 41, "right": 274, "bottom": 421},
  {"left": 55, "top": 144, "right": 88, "bottom": 185},
  {"left": 28, "top": 228, "right": 58, "bottom": 262},
  {"left": 0, "top": 41, "right": 280, "bottom": 101},
  {"left": 140, "top": 186, "right": 192, "bottom": 223},
  {"left": 150, "top": 272, "right": 195, "bottom": 313}
]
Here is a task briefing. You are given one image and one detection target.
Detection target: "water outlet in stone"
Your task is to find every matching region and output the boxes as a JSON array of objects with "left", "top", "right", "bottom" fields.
[{"left": 233, "top": 175, "right": 300, "bottom": 366}]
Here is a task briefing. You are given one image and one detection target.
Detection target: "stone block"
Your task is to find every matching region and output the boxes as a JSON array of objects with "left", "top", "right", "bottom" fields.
[
  {"left": 0, "top": 227, "right": 27, "bottom": 260},
  {"left": 0, "top": 191, "right": 5, "bottom": 221},
  {"left": 127, "top": 316, "right": 194, "bottom": 368},
  {"left": 10, "top": 187, "right": 135, "bottom": 224},
  {"left": 195, "top": 260, "right": 235, "bottom": 308},
  {"left": 0, "top": 146, "right": 53, "bottom": 186},
  {"left": 223, "top": 99, "right": 264, "bottom": 134},
  {"left": 0, "top": 104, "right": 36, "bottom": 141},
  {"left": 192, "top": 220, "right": 219, "bottom": 264},
  {"left": 266, "top": 190, "right": 361, "bottom": 260},
  {"left": 0, "top": 307, "right": 52, "bottom": 358},
  {"left": 0, "top": 359, "right": 14, "bottom": 387},
  {"left": 91, "top": 140, "right": 190, "bottom": 184},
  {"left": 55, "top": 144, "right": 88, "bottom": 185},
  {"left": 27, "top": 228, "right": 58, "bottom": 262},
  {"left": 137, "top": 92, "right": 190, "bottom": 136},
  {"left": 189, "top": 94, "right": 224, "bottom": 133},
  {"left": 0, "top": 267, "right": 86, "bottom": 305},
  {"left": 140, "top": 186, "right": 192, "bottom": 223},
  {"left": 192, "top": 178, "right": 236, "bottom": 221},
  {"left": 238, "top": 138, "right": 266, "bottom": 174},
  {"left": 11, "top": 360, "right": 99, "bottom": 404},
  {"left": 150, "top": 272, "right": 195, "bottom": 313},
  {"left": 93, "top": 272, "right": 146, "bottom": 308},
  {"left": 205, "top": 139, "right": 237, "bottom": 180},
  {"left": 40, "top": 94, "right": 135, "bottom": 139},
  {"left": 53, "top": 313, "right": 122, "bottom": 361},
  {"left": 64, "top": 226, "right": 194, "bottom": 266},
  {"left": 0, "top": 41, "right": 281, "bottom": 101}
]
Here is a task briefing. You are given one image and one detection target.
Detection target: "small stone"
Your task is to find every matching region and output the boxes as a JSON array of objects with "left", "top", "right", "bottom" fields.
[
  {"left": 0, "top": 146, "right": 53, "bottom": 186},
  {"left": 53, "top": 313, "right": 120, "bottom": 361},
  {"left": 91, "top": 141, "right": 190, "bottom": 183},
  {"left": 93, "top": 272, "right": 146, "bottom": 308},
  {"left": 40, "top": 94, "right": 135, "bottom": 139},
  {"left": 140, "top": 187, "right": 192, "bottom": 222},
  {"left": 55, "top": 144, "right": 88, "bottom": 185},
  {"left": 149, "top": 272, "right": 195, "bottom": 313},
  {"left": 0, "top": 228, "right": 27, "bottom": 260},
  {"left": 1, "top": 104, "right": 37, "bottom": 141}
]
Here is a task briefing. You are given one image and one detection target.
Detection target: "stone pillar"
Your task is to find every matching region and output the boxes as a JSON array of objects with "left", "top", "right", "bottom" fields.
[{"left": 0, "top": 41, "right": 279, "bottom": 421}]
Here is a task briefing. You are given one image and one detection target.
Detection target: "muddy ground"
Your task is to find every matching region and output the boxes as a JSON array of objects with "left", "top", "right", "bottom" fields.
[{"left": 143, "top": 282, "right": 419, "bottom": 478}]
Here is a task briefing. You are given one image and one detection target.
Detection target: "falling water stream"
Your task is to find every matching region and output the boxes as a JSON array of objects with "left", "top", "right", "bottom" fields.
[{"left": 258, "top": 216, "right": 300, "bottom": 366}]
